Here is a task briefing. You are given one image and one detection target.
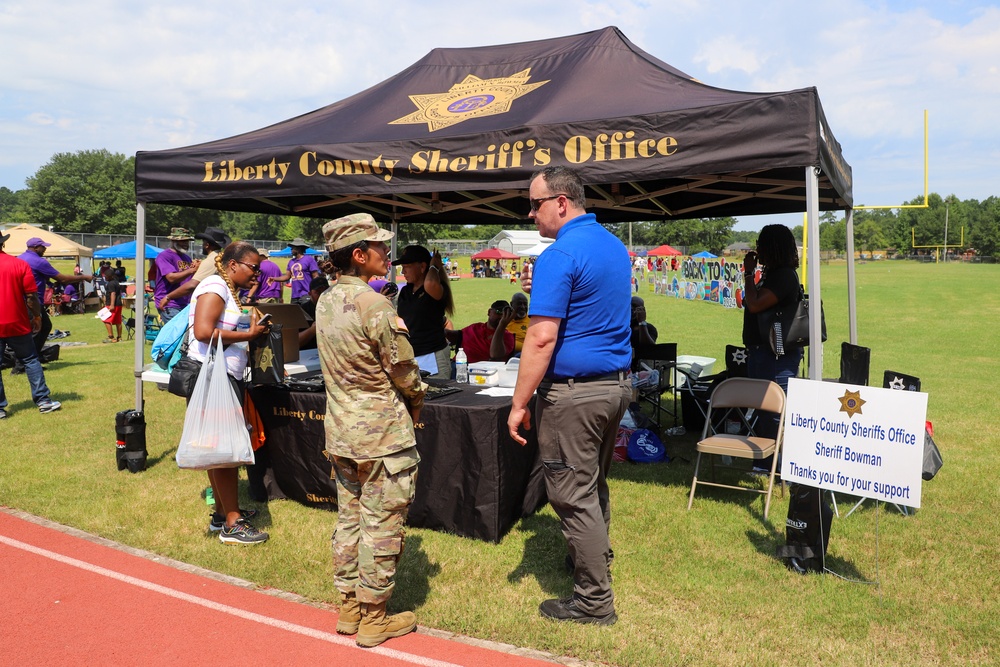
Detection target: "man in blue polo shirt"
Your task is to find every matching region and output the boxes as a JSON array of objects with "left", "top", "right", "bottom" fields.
[{"left": 508, "top": 166, "right": 632, "bottom": 626}]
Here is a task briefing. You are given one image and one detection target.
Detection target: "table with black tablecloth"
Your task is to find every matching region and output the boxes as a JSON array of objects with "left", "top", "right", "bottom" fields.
[{"left": 248, "top": 383, "right": 546, "bottom": 543}]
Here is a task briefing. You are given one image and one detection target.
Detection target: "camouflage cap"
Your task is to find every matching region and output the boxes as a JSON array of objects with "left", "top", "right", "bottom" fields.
[{"left": 323, "top": 213, "right": 394, "bottom": 252}]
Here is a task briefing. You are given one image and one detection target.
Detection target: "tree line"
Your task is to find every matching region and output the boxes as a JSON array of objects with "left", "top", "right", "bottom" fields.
[{"left": 2, "top": 150, "right": 995, "bottom": 256}]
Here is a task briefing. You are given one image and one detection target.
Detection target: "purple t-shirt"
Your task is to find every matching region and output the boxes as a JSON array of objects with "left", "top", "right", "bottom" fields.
[
  {"left": 17, "top": 251, "right": 59, "bottom": 298},
  {"left": 287, "top": 255, "right": 320, "bottom": 299},
  {"left": 256, "top": 259, "right": 283, "bottom": 299},
  {"left": 154, "top": 248, "right": 194, "bottom": 309}
]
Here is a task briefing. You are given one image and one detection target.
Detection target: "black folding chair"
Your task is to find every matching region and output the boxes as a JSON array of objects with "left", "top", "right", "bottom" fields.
[
  {"left": 725, "top": 344, "right": 749, "bottom": 378},
  {"left": 633, "top": 343, "right": 678, "bottom": 431},
  {"left": 839, "top": 342, "right": 871, "bottom": 386}
]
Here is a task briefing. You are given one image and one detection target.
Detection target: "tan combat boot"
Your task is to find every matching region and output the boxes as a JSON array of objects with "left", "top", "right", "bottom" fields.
[
  {"left": 336, "top": 592, "right": 361, "bottom": 635},
  {"left": 356, "top": 600, "right": 417, "bottom": 648}
]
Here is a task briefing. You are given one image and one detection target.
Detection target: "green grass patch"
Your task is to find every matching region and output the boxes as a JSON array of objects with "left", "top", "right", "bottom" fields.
[{"left": 1, "top": 261, "right": 997, "bottom": 666}]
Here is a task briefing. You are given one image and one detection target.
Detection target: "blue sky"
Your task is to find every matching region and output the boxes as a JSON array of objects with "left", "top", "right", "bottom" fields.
[{"left": 2, "top": 0, "right": 998, "bottom": 231}]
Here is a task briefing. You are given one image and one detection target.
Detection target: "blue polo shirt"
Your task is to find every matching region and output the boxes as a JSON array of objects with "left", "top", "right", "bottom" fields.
[{"left": 528, "top": 213, "right": 632, "bottom": 379}]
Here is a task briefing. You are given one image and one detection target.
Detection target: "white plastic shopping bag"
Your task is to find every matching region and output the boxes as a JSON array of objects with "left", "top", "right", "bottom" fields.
[{"left": 176, "top": 334, "right": 254, "bottom": 470}]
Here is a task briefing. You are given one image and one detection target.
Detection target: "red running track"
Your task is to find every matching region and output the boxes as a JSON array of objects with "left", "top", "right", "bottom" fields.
[{"left": 0, "top": 510, "right": 563, "bottom": 666}]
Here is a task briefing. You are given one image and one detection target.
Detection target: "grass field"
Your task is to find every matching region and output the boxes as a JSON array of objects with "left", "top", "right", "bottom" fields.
[{"left": 1, "top": 260, "right": 997, "bottom": 666}]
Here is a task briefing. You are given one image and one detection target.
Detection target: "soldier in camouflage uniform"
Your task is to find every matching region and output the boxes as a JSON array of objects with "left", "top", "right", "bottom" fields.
[{"left": 317, "top": 213, "right": 427, "bottom": 649}]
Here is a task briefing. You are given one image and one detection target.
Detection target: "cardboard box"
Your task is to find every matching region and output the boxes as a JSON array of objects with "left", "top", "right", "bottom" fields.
[{"left": 255, "top": 303, "right": 311, "bottom": 363}]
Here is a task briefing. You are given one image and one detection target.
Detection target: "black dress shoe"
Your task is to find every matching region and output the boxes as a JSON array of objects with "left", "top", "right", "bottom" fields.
[{"left": 539, "top": 597, "right": 617, "bottom": 626}]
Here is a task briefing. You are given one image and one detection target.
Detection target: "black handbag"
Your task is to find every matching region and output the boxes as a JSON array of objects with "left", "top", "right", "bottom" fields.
[
  {"left": 768, "top": 285, "right": 827, "bottom": 356},
  {"left": 167, "top": 355, "right": 202, "bottom": 398},
  {"left": 167, "top": 329, "right": 200, "bottom": 398}
]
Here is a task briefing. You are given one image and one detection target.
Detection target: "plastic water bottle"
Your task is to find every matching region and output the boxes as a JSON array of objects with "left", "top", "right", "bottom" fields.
[{"left": 455, "top": 348, "right": 468, "bottom": 383}]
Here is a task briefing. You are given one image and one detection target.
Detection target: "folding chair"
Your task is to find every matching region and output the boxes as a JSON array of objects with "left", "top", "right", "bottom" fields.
[
  {"left": 688, "top": 377, "right": 786, "bottom": 519},
  {"left": 724, "top": 344, "right": 749, "bottom": 378},
  {"left": 633, "top": 343, "right": 678, "bottom": 431},
  {"left": 143, "top": 295, "right": 161, "bottom": 343},
  {"left": 839, "top": 342, "right": 871, "bottom": 386},
  {"left": 124, "top": 284, "right": 138, "bottom": 340}
]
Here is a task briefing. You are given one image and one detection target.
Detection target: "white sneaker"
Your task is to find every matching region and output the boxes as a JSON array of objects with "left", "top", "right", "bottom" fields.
[{"left": 38, "top": 400, "right": 62, "bottom": 414}]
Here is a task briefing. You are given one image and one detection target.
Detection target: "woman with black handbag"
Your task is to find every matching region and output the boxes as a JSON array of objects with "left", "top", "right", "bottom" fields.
[
  {"left": 741, "top": 224, "right": 803, "bottom": 473},
  {"left": 185, "top": 241, "right": 270, "bottom": 544}
]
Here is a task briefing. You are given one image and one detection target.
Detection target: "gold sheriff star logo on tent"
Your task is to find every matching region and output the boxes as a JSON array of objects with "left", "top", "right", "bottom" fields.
[
  {"left": 838, "top": 389, "right": 866, "bottom": 418},
  {"left": 389, "top": 69, "right": 549, "bottom": 132}
]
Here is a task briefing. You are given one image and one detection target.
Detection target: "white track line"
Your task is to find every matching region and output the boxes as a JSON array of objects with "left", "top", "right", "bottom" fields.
[{"left": 0, "top": 535, "right": 462, "bottom": 667}]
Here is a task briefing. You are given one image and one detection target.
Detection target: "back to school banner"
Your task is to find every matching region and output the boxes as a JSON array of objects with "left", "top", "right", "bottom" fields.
[{"left": 648, "top": 257, "right": 748, "bottom": 309}]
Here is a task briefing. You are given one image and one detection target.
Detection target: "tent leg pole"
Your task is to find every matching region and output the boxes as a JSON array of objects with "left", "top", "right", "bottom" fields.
[
  {"left": 135, "top": 203, "right": 146, "bottom": 413},
  {"left": 845, "top": 208, "right": 858, "bottom": 344},
  {"left": 390, "top": 220, "right": 398, "bottom": 283},
  {"left": 805, "top": 167, "right": 823, "bottom": 381}
]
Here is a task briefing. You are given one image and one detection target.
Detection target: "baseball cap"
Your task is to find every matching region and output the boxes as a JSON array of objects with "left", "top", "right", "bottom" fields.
[
  {"left": 391, "top": 245, "right": 431, "bottom": 266},
  {"left": 323, "top": 213, "right": 394, "bottom": 252},
  {"left": 26, "top": 237, "right": 51, "bottom": 248}
]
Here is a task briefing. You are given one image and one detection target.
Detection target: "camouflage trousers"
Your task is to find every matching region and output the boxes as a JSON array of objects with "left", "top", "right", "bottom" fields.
[{"left": 331, "top": 455, "right": 417, "bottom": 604}]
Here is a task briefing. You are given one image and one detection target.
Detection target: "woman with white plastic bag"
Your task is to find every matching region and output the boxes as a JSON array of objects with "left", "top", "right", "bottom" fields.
[{"left": 179, "top": 241, "right": 270, "bottom": 545}]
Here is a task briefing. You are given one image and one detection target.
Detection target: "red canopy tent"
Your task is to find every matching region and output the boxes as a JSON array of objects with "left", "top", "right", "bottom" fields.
[
  {"left": 647, "top": 244, "right": 682, "bottom": 256},
  {"left": 471, "top": 248, "right": 520, "bottom": 260}
]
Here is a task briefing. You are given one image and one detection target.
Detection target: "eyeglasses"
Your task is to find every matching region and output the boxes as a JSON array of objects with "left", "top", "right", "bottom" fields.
[
  {"left": 528, "top": 194, "right": 567, "bottom": 212},
  {"left": 236, "top": 261, "right": 260, "bottom": 273}
]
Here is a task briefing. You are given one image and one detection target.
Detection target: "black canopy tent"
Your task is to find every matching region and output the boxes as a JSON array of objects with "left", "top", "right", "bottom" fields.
[{"left": 132, "top": 26, "right": 857, "bottom": 408}]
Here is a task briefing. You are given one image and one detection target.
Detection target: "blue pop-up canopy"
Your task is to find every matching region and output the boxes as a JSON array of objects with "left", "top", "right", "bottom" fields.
[{"left": 93, "top": 240, "right": 162, "bottom": 259}]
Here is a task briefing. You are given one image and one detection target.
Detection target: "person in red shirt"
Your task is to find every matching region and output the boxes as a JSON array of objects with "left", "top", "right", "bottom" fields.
[
  {"left": 0, "top": 232, "right": 61, "bottom": 417},
  {"left": 445, "top": 299, "right": 515, "bottom": 363}
]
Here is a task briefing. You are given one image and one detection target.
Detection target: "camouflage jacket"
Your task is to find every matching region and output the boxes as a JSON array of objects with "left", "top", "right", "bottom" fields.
[{"left": 317, "top": 275, "right": 427, "bottom": 459}]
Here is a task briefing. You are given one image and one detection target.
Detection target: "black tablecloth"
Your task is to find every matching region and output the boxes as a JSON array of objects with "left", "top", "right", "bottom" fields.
[{"left": 248, "top": 383, "right": 546, "bottom": 543}]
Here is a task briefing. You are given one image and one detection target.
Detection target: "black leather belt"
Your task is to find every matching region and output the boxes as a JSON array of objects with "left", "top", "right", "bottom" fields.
[{"left": 545, "top": 370, "right": 627, "bottom": 384}]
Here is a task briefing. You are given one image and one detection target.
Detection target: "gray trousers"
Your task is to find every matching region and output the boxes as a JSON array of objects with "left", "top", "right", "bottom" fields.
[{"left": 536, "top": 375, "right": 630, "bottom": 616}]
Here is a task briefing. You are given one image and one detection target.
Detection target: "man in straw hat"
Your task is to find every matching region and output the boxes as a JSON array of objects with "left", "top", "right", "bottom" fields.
[
  {"left": 269, "top": 237, "right": 321, "bottom": 305},
  {"left": 316, "top": 213, "right": 426, "bottom": 648},
  {"left": 153, "top": 227, "right": 199, "bottom": 324}
]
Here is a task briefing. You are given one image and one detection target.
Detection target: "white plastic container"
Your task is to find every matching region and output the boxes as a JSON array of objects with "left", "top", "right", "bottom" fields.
[
  {"left": 499, "top": 357, "right": 520, "bottom": 387},
  {"left": 468, "top": 362, "right": 503, "bottom": 386}
]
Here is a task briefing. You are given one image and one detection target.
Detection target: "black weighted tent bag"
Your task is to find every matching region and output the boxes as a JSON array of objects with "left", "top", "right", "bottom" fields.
[
  {"left": 115, "top": 409, "right": 148, "bottom": 473},
  {"left": 776, "top": 483, "right": 832, "bottom": 574}
]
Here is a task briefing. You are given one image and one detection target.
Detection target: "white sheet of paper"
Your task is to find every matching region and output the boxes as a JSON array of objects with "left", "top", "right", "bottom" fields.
[{"left": 476, "top": 386, "right": 516, "bottom": 397}]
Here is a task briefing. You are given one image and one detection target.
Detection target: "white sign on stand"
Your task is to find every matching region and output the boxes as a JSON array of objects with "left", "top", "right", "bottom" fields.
[{"left": 781, "top": 378, "right": 927, "bottom": 508}]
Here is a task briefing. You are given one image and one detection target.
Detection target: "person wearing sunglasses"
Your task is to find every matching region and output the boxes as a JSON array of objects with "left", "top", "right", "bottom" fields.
[
  {"left": 186, "top": 241, "right": 271, "bottom": 545},
  {"left": 508, "top": 166, "right": 632, "bottom": 627}
]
